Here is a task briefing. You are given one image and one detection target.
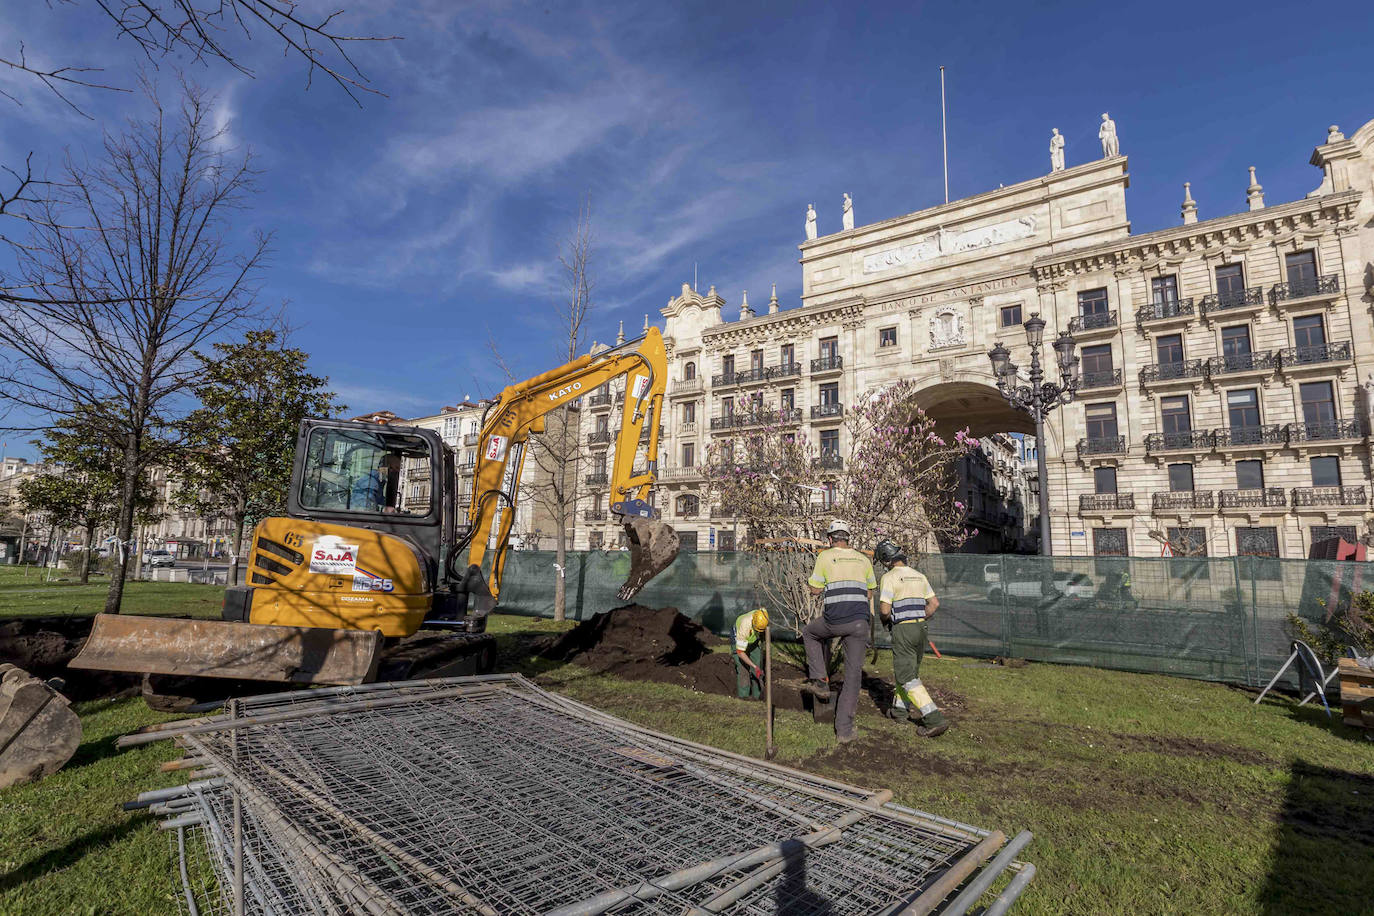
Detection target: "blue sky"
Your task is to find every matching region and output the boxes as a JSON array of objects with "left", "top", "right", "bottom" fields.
[{"left": 2, "top": 0, "right": 1372, "bottom": 461}]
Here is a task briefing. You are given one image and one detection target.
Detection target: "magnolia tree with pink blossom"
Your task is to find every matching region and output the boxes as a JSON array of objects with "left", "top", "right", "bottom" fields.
[{"left": 702, "top": 380, "right": 978, "bottom": 638}]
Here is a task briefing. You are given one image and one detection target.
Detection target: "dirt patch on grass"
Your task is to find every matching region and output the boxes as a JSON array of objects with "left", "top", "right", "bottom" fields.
[
  {"left": 805, "top": 729, "right": 959, "bottom": 778},
  {"left": 0, "top": 616, "right": 138, "bottom": 702},
  {"left": 1110, "top": 733, "right": 1277, "bottom": 767}
]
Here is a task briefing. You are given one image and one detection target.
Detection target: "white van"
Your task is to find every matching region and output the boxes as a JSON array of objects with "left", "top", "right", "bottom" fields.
[{"left": 984, "top": 563, "right": 1001, "bottom": 586}]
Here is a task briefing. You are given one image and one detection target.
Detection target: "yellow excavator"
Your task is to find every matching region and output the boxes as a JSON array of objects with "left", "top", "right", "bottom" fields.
[{"left": 70, "top": 329, "right": 679, "bottom": 691}]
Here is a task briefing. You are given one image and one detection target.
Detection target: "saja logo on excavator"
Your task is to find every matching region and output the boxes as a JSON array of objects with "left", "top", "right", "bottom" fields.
[{"left": 546, "top": 381, "right": 582, "bottom": 402}]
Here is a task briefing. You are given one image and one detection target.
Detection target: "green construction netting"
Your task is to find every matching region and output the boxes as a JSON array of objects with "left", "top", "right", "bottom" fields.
[{"left": 495, "top": 550, "right": 1372, "bottom": 689}]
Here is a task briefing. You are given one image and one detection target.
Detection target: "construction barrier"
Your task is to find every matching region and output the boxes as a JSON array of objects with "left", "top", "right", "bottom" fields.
[{"left": 496, "top": 550, "right": 1372, "bottom": 689}]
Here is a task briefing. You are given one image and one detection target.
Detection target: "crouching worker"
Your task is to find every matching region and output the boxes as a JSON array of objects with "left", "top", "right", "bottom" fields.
[
  {"left": 733, "top": 608, "right": 769, "bottom": 700},
  {"left": 875, "top": 540, "right": 948, "bottom": 737}
]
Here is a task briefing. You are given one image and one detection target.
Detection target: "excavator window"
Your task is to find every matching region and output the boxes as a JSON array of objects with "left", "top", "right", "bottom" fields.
[{"left": 299, "top": 426, "right": 432, "bottom": 516}]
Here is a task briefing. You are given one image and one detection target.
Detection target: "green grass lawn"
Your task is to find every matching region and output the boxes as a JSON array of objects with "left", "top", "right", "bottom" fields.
[
  {"left": 2, "top": 578, "right": 1373, "bottom": 914},
  {"left": 0, "top": 565, "right": 224, "bottom": 620}
]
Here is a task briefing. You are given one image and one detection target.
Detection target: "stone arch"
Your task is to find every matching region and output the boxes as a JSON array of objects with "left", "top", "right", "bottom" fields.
[{"left": 907, "top": 377, "right": 1062, "bottom": 455}]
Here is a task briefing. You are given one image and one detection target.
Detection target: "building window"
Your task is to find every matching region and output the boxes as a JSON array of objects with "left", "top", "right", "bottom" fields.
[
  {"left": 819, "top": 382, "right": 839, "bottom": 406},
  {"left": 1227, "top": 389, "right": 1260, "bottom": 429},
  {"left": 678, "top": 531, "right": 699, "bottom": 552},
  {"left": 1160, "top": 395, "right": 1192, "bottom": 435},
  {"left": 1000, "top": 304, "right": 1022, "bottom": 327},
  {"left": 442, "top": 416, "right": 459, "bottom": 443},
  {"left": 1310, "top": 455, "right": 1341, "bottom": 487},
  {"left": 1167, "top": 463, "right": 1195, "bottom": 492},
  {"left": 819, "top": 336, "right": 838, "bottom": 361},
  {"left": 682, "top": 442, "right": 695, "bottom": 466},
  {"left": 721, "top": 398, "right": 735, "bottom": 418},
  {"left": 1236, "top": 526, "right": 1281, "bottom": 575},
  {"left": 781, "top": 388, "right": 795, "bottom": 410},
  {"left": 1093, "top": 466, "right": 1118, "bottom": 494},
  {"left": 1235, "top": 460, "right": 1265, "bottom": 490},
  {"left": 676, "top": 494, "right": 700, "bottom": 518},
  {"left": 1084, "top": 402, "right": 1118, "bottom": 440},
  {"left": 878, "top": 326, "right": 898, "bottom": 348},
  {"left": 1081, "top": 344, "right": 1113, "bottom": 380},
  {"left": 1167, "top": 526, "right": 1209, "bottom": 579},
  {"left": 1285, "top": 250, "right": 1317, "bottom": 285},
  {"left": 592, "top": 455, "right": 606, "bottom": 476},
  {"left": 1293, "top": 314, "right": 1327, "bottom": 352},
  {"left": 1312, "top": 525, "right": 1357, "bottom": 548},
  {"left": 684, "top": 361, "right": 696, "bottom": 380},
  {"left": 683, "top": 401, "right": 696, "bottom": 424},
  {"left": 1150, "top": 275, "right": 1178, "bottom": 305},
  {"left": 1215, "top": 262, "right": 1245, "bottom": 297},
  {"left": 1221, "top": 325, "right": 1252, "bottom": 359},
  {"left": 1156, "top": 333, "right": 1184, "bottom": 366},
  {"left": 748, "top": 392, "right": 764, "bottom": 412},
  {"left": 595, "top": 414, "right": 609, "bottom": 434},
  {"left": 821, "top": 481, "right": 837, "bottom": 509},
  {"left": 781, "top": 343, "right": 795, "bottom": 366},
  {"left": 751, "top": 349, "right": 764, "bottom": 371},
  {"left": 1093, "top": 528, "right": 1128, "bottom": 556},
  {"left": 721, "top": 354, "right": 735, "bottom": 377},
  {"left": 589, "top": 531, "right": 604, "bottom": 550},
  {"left": 1300, "top": 381, "right": 1337, "bottom": 428},
  {"left": 718, "top": 530, "right": 736, "bottom": 551},
  {"left": 820, "top": 429, "right": 839, "bottom": 456},
  {"left": 1077, "top": 288, "right": 1109, "bottom": 316}
]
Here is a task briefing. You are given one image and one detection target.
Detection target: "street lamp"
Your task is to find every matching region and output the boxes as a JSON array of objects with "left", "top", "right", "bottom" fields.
[{"left": 988, "top": 314, "right": 1079, "bottom": 556}]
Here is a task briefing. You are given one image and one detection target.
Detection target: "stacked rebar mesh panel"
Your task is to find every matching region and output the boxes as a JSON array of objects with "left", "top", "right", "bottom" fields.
[{"left": 125, "top": 675, "right": 1034, "bottom": 914}]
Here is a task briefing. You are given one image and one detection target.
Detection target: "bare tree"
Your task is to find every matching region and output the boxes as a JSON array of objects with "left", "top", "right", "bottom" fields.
[{"left": 0, "top": 81, "right": 267, "bottom": 613}]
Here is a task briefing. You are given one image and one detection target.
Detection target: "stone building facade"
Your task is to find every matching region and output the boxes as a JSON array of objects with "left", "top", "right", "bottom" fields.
[{"left": 574, "top": 115, "right": 1374, "bottom": 559}]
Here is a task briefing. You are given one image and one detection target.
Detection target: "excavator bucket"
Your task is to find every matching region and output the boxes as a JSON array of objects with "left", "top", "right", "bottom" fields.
[
  {"left": 0, "top": 665, "right": 82, "bottom": 788},
  {"left": 69, "top": 614, "right": 384, "bottom": 686},
  {"left": 617, "top": 517, "right": 681, "bottom": 601}
]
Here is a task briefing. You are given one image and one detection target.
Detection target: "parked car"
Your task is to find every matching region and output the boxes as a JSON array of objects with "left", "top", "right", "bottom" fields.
[
  {"left": 987, "top": 572, "right": 1094, "bottom": 602},
  {"left": 143, "top": 549, "right": 175, "bottom": 568}
]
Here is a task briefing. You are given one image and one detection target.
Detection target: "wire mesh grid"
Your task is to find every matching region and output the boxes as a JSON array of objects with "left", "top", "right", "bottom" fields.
[{"left": 151, "top": 675, "right": 1027, "bottom": 914}]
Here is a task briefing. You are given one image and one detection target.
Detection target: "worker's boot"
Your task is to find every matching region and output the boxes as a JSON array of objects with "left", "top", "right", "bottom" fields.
[
  {"left": 800, "top": 678, "right": 831, "bottom": 702},
  {"left": 916, "top": 722, "right": 949, "bottom": 738}
]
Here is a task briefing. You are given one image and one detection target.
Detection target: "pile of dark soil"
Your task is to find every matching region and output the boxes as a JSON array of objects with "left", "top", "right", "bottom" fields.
[
  {"left": 540, "top": 605, "right": 966, "bottom": 717},
  {"left": 0, "top": 616, "right": 140, "bottom": 701}
]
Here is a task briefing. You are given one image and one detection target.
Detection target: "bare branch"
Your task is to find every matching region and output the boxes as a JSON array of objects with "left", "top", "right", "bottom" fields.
[{"left": 0, "top": 43, "right": 129, "bottom": 118}]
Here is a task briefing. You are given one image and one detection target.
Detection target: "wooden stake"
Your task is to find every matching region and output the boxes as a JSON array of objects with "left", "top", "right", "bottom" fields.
[{"left": 764, "top": 624, "right": 776, "bottom": 760}]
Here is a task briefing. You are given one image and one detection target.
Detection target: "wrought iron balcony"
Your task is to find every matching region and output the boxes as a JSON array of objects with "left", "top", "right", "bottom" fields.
[
  {"left": 1145, "top": 430, "right": 1216, "bottom": 453},
  {"left": 638, "top": 424, "right": 665, "bottom": 442},
  {"left": 1213, "top": 424, "right": 1285, "bottom": 447},
  {"left": 773, "top": 362, "right": 803, "bottom": 380},
  {"left": 709, "top": 505, "right": 737, "bottom": 519},
  {"left": 463, "top": 433, "right": 480, "bottom": 446},
  {"left": 1078, "top": 368, "right": 1123, "bottom": 390},
  {"left": 1292, "top": 485, "right": 1367, "bottom": 507},
  {"left": 1076, "top": 435, "right": 1126, "bottom": 456},
  {"left": 583, "top": 510, "right": 607, "bottom": 522},
  {"left": 588, "top": 393, "right": 613, "bottom": 409},
  {"left": 1152, "top": 490, "right": 1214, "bottom": 511},
  {"left": 811, "top": 355, "right": 843, "bottom": 373},
  {"left": 1270, "top": 273, "right": 1339, "bottom": 304},
  {"left": 710, "top": 363, "right": 805, "bottom": 388},
  {"left": 584, "top": 472, "right": 608, "bottom": 486},
  {"left": 1067, "top": 310, "right": 1117, "bottom": 333},
  {"left": 1218, "top": 487, "right": 1286, "bottom": 509},
  {"left": 1140, "top": 358, "right": 1208, "bottom": 384},
  {"left": 711, "top": 371, "right": 736, "bottom": 387},
  {"left": 1287, "top": 419, "right": 1363, "bottom": 442},
  {"left": 813, "top": 453, "right": 844, "bottom": 471},
  {"left": 710, "top": 414, "right": 737, "bottom": 430},
  {"left": 587, "top": 430, "right": 612, "bottom": 445},
  {"left": 811, "top": 403, "right": 845, "bottom": 420},
  {"left": 1136, "top": 298, "right": 1195, "bottom": 325},
  {"left": 1208, "top": 350, "right": 1277, "bottom": 375},
  {"left": 1279, "top": 340, "right": 1352, "bottom": 368},
  {"left": 1079, "top": 493, "right": 1135, "bottom": 512},
  {"left": 407, "top": 466, "right": 431, "bottom": 481},
  {"left": 1199, "top": 286, "right": 1264, "bottom": 315}
]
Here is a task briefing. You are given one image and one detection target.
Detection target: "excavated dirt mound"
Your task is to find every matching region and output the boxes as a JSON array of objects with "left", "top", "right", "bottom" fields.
[
  {"left": 540, "top": 605, "right": 966, "bottom": 716},
  {"left": 0, "top": 617, "right": 140, "bottom": 702}
]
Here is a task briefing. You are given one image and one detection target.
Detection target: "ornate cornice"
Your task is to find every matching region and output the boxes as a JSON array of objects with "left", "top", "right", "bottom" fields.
[{"left": 702, "top": 298, "right": 865, "bottom": 349}]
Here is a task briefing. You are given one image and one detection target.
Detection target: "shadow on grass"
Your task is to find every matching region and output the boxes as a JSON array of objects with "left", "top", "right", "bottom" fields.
[
  {"left": 0, "top": 817, "right": 146, "bottom": 894},
  {"left": 1258, "top": 760, "right": 1374, "bottom": 915}
]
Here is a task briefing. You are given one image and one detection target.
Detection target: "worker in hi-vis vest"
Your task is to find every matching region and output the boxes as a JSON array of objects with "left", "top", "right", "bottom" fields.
[
  {"left": 875, "top": 539, "right": 948, "bottom": 737},
  {"left": 801, "top": 520, "right": 877, "bottom": 743},
  {"left": 732, "top": 608, "right": 769, "bottom": 699}
]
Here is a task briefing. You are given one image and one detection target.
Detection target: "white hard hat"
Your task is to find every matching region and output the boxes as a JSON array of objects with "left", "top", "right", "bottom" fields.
[{"left": 826, "top": 519, "right": 851, "bottom": 538}]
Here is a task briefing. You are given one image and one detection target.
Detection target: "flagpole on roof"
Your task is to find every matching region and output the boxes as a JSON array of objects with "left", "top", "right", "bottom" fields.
[{"left": 940, "top": 66, "right": 949, "bottom": 204}]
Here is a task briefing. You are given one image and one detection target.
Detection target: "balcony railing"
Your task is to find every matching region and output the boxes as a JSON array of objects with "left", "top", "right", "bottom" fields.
[
  {"left": 710, "top": 505, "right": 737, "bottom": 519},
  {"left": 1218, "top": 487, "right": 1286, "bottom": 509},
  {"left": 1140, "top": 358, "right": 1208, "bottom": 383},
  {"left": 1279, "top": 340, "right": 1352, "bottom": 368},
  {"left": 709, "top": 409, "right": 801, "bottom": 430},
  {"left": 588, "top": 393, "right": 613, "bottom": 409},
  {"left": 584, "top": 472, "right": 608, "bottom": 486},
  {"left": 1079, "top": 493, "right": 1135, "bottom": 511},
  {"left": 1270, "top": 273, "right": 1339, "bottom": 304},
  {"left": 656, "top": 466, "right": 700, "bottom": 481},
  {"left": 1213, "top": 424, "right": 1285, "bottom": 447},
  {"left": 811, "top": 402, "right": 844, "bottom": 420},
  {"left": 1199, "top": 286, "right": 1264, "bottom": 315},
  {"left": 710, "top": 363, "right": 804, "bottom": 387},
  {"left": 679, "top": 421, "right": 697, "bottom": 435},
  {"left": 1078, "top": 368, "right": 1122, "bottom": 390},
  {"left": 638, "top": 424, "right": 665, "bottom": 442},
  {"left": 1076, "top": 435, "right": 1126, "bottom": 456},
  {"left": 1208, "top": 350, "right": 1277, "bottom": 375},
  {"left": 1136, "top": 298, "right": 1195, "bottom": 324},
  {"left": 813, "top": 453, "right": 844, "bottom": 471},
  {"left": 1068, "top": 310, "right": 1117, "bottom": 333},
  {"left": 588, "top": 430, "right": 612, "bottom": 445},
  {"left": 1152, "top": 490, "right": 1214, "bottom": 510},
  {"left": 811, "top": 355, "right": 843, "bottom": 373},
  {"left": 1287, "top": 419, "right": 1363, "bottom": 442},
  {"left": 669, "top": 377, "right": 703, "bottom": 396},
  {"left": 1292, "top": 485, "right": 1367, "bottom": 507},
  {"left": 1145, "top": 430, "right": 1216, "bottom": 453},
  {"left": 463, "top": 433, "right": 480, "bottom": 446},
  {"left": 583, "top": 510, "right": 607, "bottom": 522}
]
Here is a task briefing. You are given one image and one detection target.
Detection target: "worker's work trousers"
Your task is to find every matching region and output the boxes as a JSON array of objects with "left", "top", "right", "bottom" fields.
[
  {"left": 733, "top": 643, "right": 763, "bottom": 699},
  {"left": 890, "top": 621, "right": 946, "bottom": 728},
  {"left": 803, "top": 615, "right": 870, "bottom": 739}
]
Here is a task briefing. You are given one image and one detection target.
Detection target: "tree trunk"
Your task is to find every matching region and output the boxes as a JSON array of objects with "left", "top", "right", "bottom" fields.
[
  {"left": 553, "top": 516, "right": 567, "bottom": 621},
  {"left": 230, "top": 510, "right": 247, "bottom": 587},
  {"left": 79, "top": 520, "right": 95, "bottom": 584},
  {"left": 103, "top": 438, "right": 142, "bottom": 614}
]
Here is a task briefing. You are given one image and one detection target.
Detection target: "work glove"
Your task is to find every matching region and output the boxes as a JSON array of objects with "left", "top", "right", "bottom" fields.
[{"left": 753, "top": 666, "right": 765, "bottom": 681}]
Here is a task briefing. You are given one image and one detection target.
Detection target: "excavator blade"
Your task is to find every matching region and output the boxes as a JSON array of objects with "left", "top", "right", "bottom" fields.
[
  {"left": 617, "top": 517, "right": 681, "bottom": 601},
  {"left": 69, "top": 614, "right": 384, "bottom": 686}
]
